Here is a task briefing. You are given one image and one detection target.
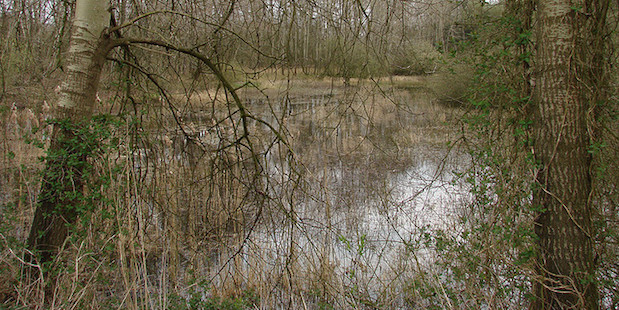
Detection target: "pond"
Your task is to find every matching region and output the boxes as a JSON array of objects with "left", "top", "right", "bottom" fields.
[{"left": 140, "top": 83, "right": 471, "bottom": 307}]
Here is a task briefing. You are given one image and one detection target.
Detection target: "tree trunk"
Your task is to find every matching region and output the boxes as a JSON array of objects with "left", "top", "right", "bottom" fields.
[
  {"left": 531, "top": 0, "right": 606, "bottom": 308},
  {"left": 25, "top": 0, "right": 110, "bottom": 295}
]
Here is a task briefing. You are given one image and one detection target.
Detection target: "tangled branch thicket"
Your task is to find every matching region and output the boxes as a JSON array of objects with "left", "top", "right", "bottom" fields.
[{"left": 0, "top": 0, "right": 617, "bottom": 309}]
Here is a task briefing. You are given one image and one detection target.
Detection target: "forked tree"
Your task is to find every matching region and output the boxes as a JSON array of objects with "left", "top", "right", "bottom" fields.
[{"left": 24, "top": 0, "right": 256, "bottom": 298}]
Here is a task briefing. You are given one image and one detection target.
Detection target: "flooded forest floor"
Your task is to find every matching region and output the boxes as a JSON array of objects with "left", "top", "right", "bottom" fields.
[{"left": 1, "top": 73, "right": 469, "bottom": 309}]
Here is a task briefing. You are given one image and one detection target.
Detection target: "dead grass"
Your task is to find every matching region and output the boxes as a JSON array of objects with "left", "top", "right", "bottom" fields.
[{"left": 0, "top": 71, "right": 466, "bottom": 309}]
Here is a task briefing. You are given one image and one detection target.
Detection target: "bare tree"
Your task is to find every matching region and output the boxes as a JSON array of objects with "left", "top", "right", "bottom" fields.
[
  {"left": 25, "top": 0, "right": 111, "bottom": 297},
  {"left": 531, "top": 0, "right": 610, "bottom": 308}
]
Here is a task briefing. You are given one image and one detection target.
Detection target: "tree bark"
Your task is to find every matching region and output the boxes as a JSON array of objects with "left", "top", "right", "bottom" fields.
[
  {"left": 531, "top": 0, "right": 607, "bottom": 308},
  {"left": 25, "top": 0, "right": 110, "bottom": 295}
]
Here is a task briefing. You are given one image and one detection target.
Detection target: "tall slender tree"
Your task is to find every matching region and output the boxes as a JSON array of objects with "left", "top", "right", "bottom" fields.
[
  {"left": 25, "top": 0, "right": 111, "bottom": 294},
  {"left": 531, "top": 0, "right": 609, "bottom": 308}
]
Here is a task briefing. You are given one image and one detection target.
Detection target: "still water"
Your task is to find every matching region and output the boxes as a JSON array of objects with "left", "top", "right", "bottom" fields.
[{"left": 167, "top": 87, "right": 471, "bottom": 307}]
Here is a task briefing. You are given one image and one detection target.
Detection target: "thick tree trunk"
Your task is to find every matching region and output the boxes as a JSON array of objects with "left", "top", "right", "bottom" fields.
[
  {"left": 25, "top": 0, "right": 110, "bottom": 294},
  {"left": 531, "top": 0, "right": 605, "bottom": 308}
]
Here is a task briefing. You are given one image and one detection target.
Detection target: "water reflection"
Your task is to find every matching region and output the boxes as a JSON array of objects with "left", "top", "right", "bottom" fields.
[{"left": 192, "top": 87, "right": 467, "bottom": 305}]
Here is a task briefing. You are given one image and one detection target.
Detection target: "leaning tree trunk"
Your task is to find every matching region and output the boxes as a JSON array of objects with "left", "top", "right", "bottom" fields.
[
  {"left": 25, "top": 0, "right": 110, "bottom": 295},
  {"left": 531, "top": 0, "right": 607, "bottom": 308}
]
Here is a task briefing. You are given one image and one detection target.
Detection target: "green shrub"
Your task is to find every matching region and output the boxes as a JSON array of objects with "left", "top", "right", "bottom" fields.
[
  {"left": 390, "top": 40, "right": 441, "bottom": 76},
  {"left": 427, "top": 63, "right": 473, "bottom": 106},
  {"left": 322, "top": 40, "right": 387, "bottom": 80}
]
